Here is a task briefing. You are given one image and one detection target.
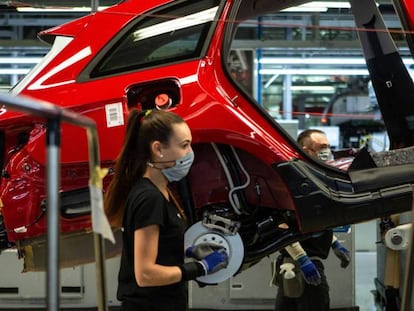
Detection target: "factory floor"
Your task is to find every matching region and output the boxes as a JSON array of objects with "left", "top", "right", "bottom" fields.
[
  {"left": 355, "top": 252, "right": 377, "bottom": 311},
  {"left": 0, "top": 251, "right": 381, "bottom": 311}
]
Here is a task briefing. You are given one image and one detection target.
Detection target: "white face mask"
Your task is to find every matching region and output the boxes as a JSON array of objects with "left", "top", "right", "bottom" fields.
[
  {"left": 317, "top": 148, "right": 333, "bottom": 162},
  {"left": 161, "top": 151, "right": 195, "bottom": 182}
]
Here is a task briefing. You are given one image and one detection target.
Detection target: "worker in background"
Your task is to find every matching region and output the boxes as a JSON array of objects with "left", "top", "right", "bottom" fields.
[{"left": 274, "top": 129, "right": 351, "bottom": 311}]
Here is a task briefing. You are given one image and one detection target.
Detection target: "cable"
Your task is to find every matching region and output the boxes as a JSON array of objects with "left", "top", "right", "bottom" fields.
[
  {"left": 210, "top": 143, "right": 251, "bottom": 215},
  {"left": 211, "top": 143, "right": 242, "bottom": 214},
  {"left": 228, "top": 145, "right": 251, "bottom": 212}
]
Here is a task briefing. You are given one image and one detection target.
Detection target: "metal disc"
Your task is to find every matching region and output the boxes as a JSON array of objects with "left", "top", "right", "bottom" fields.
[{"left": 184, "top": 221, "right": 244, "bottom": 284}]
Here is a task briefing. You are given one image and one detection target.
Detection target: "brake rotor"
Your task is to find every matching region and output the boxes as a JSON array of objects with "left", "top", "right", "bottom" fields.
[{"left": 184, "top": 221, "right": 244, "bottom": 284}]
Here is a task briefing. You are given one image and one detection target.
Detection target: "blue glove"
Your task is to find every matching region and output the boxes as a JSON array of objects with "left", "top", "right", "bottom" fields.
[
  {"left": 332, "top": 240, "right": 351, "bottom": 268},
  {"left": 199, "top": 248, "right": 229, "bottom": 274},
  {"left": 185, "top": 243, "right": 223, "bottom": 260},
  {"left": 297, "top": 255, "right": 321, "bottom": 286}
]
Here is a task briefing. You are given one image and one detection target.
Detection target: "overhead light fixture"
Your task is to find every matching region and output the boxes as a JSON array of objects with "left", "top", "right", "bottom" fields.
[
  {"left": 282, "top": 1, "right": 351, "bottom": 13},
  {"left": 0, "top": 69, "right": 30, "bottom": 75},
  {"left": 260, "top": 68, "right": 369, "bottom": 75},
  {"left": 16, "top": 6, "right": 109, "bottom": 12},
  {"left": 259, "top": 57, "right": 414, "bottom": 66},
  {"left": 0, "top": 57, "right": 43, "bottom": 64},
  {"left": 281, "top": 7, "right": 327, "bottom": 13},
  {"left": 290, "top": 85, "right": 335, "bottom": 92}
]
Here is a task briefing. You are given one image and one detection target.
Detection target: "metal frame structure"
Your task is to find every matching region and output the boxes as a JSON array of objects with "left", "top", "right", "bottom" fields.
[{"left": 0, "top": 93, "right": 109, "bottom": 311}]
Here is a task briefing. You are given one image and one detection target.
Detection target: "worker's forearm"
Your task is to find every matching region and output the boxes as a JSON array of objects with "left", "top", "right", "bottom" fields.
[{"left": 285, "top": 242, "right": 306, "bottom": 260}]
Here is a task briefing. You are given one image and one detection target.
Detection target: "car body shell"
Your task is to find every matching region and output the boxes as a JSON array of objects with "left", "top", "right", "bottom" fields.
[{"left": 1, "top": 0, "right": 414, "bottom": 271}]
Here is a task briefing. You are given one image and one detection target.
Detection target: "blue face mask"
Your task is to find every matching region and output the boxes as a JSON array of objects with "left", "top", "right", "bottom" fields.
[{"left": 161, "top": 151, "right": 195, "bottom": 182}]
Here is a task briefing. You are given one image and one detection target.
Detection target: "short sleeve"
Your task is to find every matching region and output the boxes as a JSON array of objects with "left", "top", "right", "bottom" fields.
[{"left": 126, "top": 188, "right": 167, "bottom": 231}]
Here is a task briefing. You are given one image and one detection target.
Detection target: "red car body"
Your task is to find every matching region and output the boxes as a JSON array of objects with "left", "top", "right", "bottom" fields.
[{"left": 1, "top": 0, "right": 414, "bottom": 273}]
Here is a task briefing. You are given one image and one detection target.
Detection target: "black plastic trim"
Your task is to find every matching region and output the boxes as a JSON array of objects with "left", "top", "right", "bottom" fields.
[{"left": 275, "top": 159, "right": 413, "bottom": 232}]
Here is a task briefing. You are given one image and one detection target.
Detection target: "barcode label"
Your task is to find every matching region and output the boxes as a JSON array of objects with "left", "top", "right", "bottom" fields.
[{"left": 105, "top": 102, "right": 124, "bottom": 128}]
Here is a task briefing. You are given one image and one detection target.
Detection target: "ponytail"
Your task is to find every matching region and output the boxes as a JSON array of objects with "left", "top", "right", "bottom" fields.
[{"left": 104, "top": 109, "right": 185, "bottom": 228}]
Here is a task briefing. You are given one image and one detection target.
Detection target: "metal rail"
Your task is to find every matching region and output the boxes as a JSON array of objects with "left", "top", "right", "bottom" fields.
[{"left": 0, "top": 93, "right": 109, "bottom": 311}]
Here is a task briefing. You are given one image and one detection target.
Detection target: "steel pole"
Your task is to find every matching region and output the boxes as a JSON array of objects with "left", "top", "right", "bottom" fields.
[
  {"left": 87, "top": 126, "right": 109, "bottom": 311},
  {"left": 94, "top": 234, "right": 108, "bottom": 311},
  {"left": 46, "top": 118, "right": 61, "bottom": 311},
  {"left": 91, "top": 0, "right": 99, "bottom": 12}
]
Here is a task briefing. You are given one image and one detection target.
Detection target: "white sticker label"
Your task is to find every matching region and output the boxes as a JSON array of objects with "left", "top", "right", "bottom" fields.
[{"left": 105, "top": 102, "right": 124, "bottom": 128}]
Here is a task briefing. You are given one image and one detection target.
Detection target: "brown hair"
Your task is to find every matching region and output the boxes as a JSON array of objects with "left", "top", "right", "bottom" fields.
[{"left": 104, "top": 109, "right": 185, "bottom": 227}]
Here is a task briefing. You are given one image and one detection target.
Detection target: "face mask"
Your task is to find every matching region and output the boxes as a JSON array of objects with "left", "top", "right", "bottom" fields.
[
  {"left": 317, "top": 148, "right": 333, "bottom": 162},
  {"left": 162, "top": 151, "right": 194, "bottom": 182}
]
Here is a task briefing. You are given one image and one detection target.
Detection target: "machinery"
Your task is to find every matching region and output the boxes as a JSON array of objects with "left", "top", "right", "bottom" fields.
[
  {"left": 320, "top": 80, "right": 386, "bottom": 150},
  {"left": 385, "top": 223, "right": 411, "bottom": 251},
  {"left": 375, "top": 214, "right": 412, "bottom": 310}
]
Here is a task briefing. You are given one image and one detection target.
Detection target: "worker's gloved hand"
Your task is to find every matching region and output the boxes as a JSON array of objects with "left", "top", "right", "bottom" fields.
[
  {"left": 332, "top": 240, "right": 351, "bottom": 268},
  {"left": 185, "top": 243, "right": 223, "bottom": 260},
  {"left": 297, "top": 255, "right": 321, "bottom": 286},
  {"left": 199, "top": 248, "right": 229, "bottom": 274}
]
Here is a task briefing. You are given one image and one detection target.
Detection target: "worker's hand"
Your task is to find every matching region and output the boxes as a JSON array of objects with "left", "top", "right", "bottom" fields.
[
  {"left": 297, "top": 255, "right": 321, "bottom": 286},
  {"left": 199, "top": 248, "right": 229, "bottom": 274},
  {"left": 332, "top": 240, "right": 351, "bottom": 268},
  {"left": 185, "top": 243, "right": 224, "bottom": 260}
]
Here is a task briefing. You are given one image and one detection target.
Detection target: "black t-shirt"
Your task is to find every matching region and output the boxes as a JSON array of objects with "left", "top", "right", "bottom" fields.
[
  {"left": 281, "top": 230, "right": 333, "bottom": 260},
  {"left": 299, "top": 230, "right": 333, "bottom": 259},
  {"left": 117, "top": 178, "right": 187, "bottom": 310}
]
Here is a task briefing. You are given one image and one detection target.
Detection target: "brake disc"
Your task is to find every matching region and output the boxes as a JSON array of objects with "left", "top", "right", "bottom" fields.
[{"left": 184, "top": 221, "right": 244, "bottom": 284}]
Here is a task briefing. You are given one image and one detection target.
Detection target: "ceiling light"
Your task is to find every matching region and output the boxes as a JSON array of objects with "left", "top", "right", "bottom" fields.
[
  {"left": 259, "top": 57, "right": 414, "bottom": 66},
  {"left": 16, "top": 6, "right": 109, "bottom": 12},
  {"left": 0, "top": 57, "right": 42, "bottom": 64},
  {"left": 0, "top": 69, "right": 30, "bottom": 75},
  {"left": 290, "top": 85, "right": 335, "bottom": 92},
  {"left": 282, "top": 1, "right": 350, "bottom": 13},
  {"left": 281, "top": 7, "right": 327, "bottom": 13},
  {"left": 260, "top": 68, "right": 369, "bottom": 75}
]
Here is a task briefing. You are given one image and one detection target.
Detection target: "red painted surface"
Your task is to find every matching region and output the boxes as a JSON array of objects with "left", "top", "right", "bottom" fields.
[{"left": 0, "top": 0, "right": 412, "bottom": 266}]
